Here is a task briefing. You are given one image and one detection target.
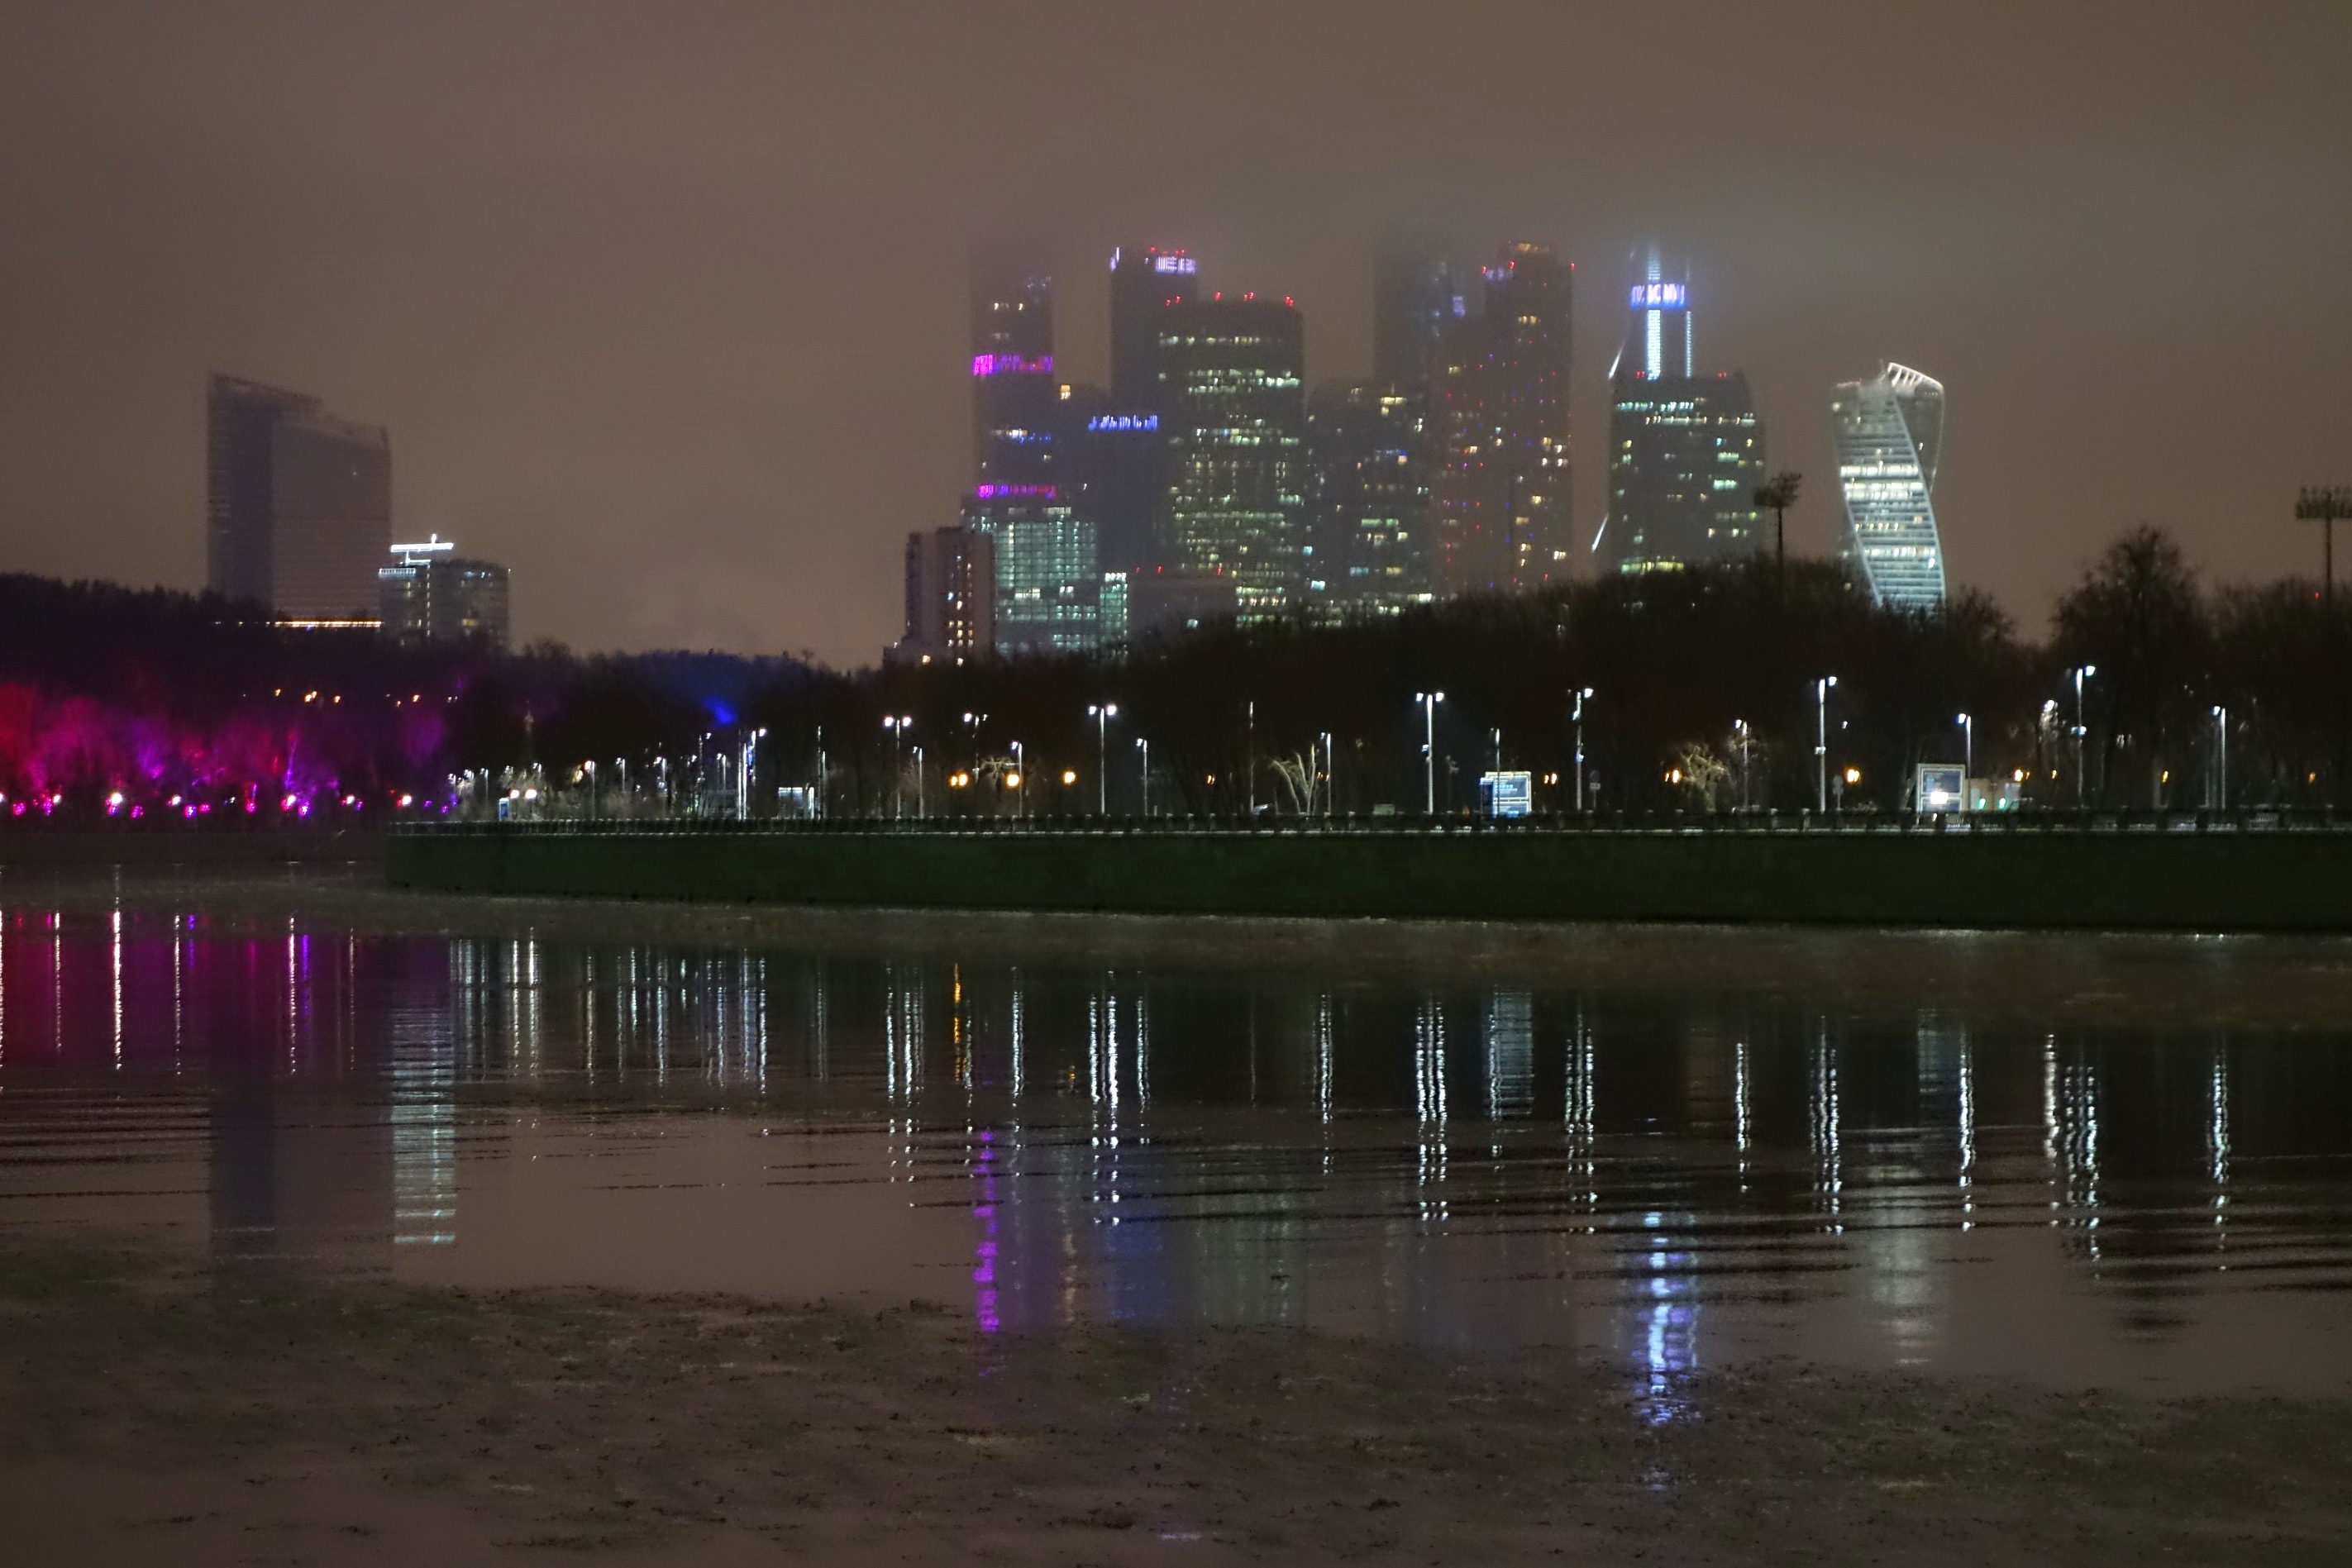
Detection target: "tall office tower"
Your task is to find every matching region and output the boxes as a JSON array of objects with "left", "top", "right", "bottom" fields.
[
  {"left": 1109, "top": 245, "right": 1197, "bottom": 407},
  {"left": 1598, "top": 252, "right": 1767, "bottom": 574},
  {"left": 1159, "top": 295, "right": 1307, "bottom": 622},
  {"left": 961, "top": 497, "right": 1099, "bottom": 655},
  {"left": 1057, "top": 389, "right": 1165, "bottom": 574},
  {"left": 887, "top": 525, "right": 996, "bottom": 665},
  {"left": 970, "top": 266, "right": 1057, "bottom": 492},
  {"left": 206, "top": 373, "right": 392, "bottom": 621},
  {"left": 377, "top": 536, "right": 512, "bottom": 648},
  {"left": 1831, "top": 363, "right": 1948, "bottom": 611},
  {"left": 1372, "top": 243, "right": 1460, "bottom": 396},
  {"left": 1429, "top": 241, "right": 1572, "bottom": 597},
  {"left": 1305, "top": 384, "right": 1431, "bottom": 615}
]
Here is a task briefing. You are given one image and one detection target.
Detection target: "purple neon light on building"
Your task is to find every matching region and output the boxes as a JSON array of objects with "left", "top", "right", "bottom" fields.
[{"left": 971, "top": 353, "right": 1054, "bottom": 378}]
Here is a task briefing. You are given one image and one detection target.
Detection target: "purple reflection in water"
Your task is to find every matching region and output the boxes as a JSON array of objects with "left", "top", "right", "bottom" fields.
[{"left": 972, "top": 1127, "right": 1000, "bottom": 1335}]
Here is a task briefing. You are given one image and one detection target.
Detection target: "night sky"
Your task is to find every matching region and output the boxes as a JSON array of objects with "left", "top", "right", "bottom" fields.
[{"left": 0, "top": 2, "right": 2344, "bottom": 666}]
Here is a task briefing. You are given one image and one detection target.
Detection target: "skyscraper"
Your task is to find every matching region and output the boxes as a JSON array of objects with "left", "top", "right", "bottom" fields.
[
  {"left": 962, "top": 497, "right": 1098, "bottom": 655},
  {"left": 1598, "top": 251, "right": 1766, "bottom": 574},
  {"left": 1159, "top": 294, "right": 1307, "bottom": 622},
  {"left": 206, "top": 373, "right": 392, "bottom": 622},
  {"left": 1832, "top": 363, "right": 1948, "bottom": 610},
  {"left": 1109, "top": 245, "right": 1196, "bottom": 407},
  {"left": 1305, "top": 383, "right": 1431, "bottom": 615},
  {"left": 970, "top": 266, "right": 1057, "bottom": 493},
  {"left": 1429, "top": 241, "right": 1572, "bottom": 596},
  {"left": 1372, "top": 243, "right": 1460, "bottom": 398}
]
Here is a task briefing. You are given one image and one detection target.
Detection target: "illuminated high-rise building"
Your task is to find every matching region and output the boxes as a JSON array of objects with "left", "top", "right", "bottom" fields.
[
  {"left": 1305, "top": 384, "right": 1431, "bottom": 615},
  {"left": 962, "top": 496, "right": 1099, "bottom": 655},
  {"left": 1429, "top": 241, "right": 1572, "bottom": 596},
  {"left": 377, "top": 535, "right": 511, "bottom": 649},
  {"left": 1159, "top": 294, "right": 1307, "bottom": 622},
  {"left": 970, "top": 265, "right": 1057, "bottom": 493},
  {"left": 1598, "top": 250, "right": 1766, "bottom": 574},
  {"left": 206, "top": 373, "right": 392, "bottom": 622},
  {"left": 1109, "top": 245, "right": 1196, "bottom": 407},
  {"left": 1831, "top": 363, "right": 1948, "bottom": 611}
]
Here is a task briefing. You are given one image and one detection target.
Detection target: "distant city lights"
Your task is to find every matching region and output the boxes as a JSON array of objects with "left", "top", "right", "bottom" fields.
[{"left": 1086, "top": 413, "right": 1158, "bottom": 432}]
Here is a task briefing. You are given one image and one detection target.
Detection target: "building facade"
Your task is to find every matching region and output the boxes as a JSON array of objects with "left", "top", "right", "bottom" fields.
[
  {"left": 1109, "top": 245, "right": 1196, "bottom": 407},
  {"left": 1831, "top": 362, "right": 1948, "bottom": 610},
  {"left": 970, "top": 267, "right": 1058, "bottom": 493},
  {"left": 206, "top": 373, "right": 391, "bottom": 622},
  {"left": 889, "top": 525, "right": 996, "bottom": 665},
  {"left": 1305, "top": 383, "right": 1432, "bottom": 615},
  {"left": 1598, "top": 254, "right": 1765, "bottom": 574},
  {"left": 1429, "top": 242, "right": 1572, "bottom": 597},
  {"left": 378, "top": 536, "right": 512, "bottom": 649},
  {"left": 1158, "top": 295, "right": 1306, "bottom": 622},
  {"left": 961, "top": 496, "right": 1099, "bottom": 655}
]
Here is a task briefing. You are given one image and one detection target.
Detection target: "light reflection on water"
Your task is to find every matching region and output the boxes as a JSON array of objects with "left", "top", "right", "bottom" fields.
[{"left": 3, "top": 897, "right": 2352, "bottom": 1403}]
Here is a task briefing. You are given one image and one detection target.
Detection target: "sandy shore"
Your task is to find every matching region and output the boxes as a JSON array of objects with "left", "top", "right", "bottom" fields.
[{"left": 2, "top": 1237, "right": 2346, "bottom": 1566}]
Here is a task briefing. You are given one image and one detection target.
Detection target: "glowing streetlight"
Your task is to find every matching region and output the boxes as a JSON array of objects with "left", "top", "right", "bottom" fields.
[
  {"left": 2072, "top": 665, "right": 2097, "bottom": 808},
  {"left": 1088, "top": 703, "right": 1119, "bottom": 813},
  {"left": 881, "top": 715, "right": 914, "bottom": 818},
  {"left": 1136, "top": 736, "right": 1152, "bottom": 818},
  {"left": 1572, "top": 688, "right": 1595, "bottom": 813},
  {"left": 1415, "top": 692, "right": 1445, "bottom": 815},
  {"left": 2211, "top": 703, "right": 2229, "bottom": 808},
  {"left": 1956, "top": 712, "right": 1973, "bottom": 780},
  {"left": 1815, "top": 676, "right": 1839, "bottom": 813}
]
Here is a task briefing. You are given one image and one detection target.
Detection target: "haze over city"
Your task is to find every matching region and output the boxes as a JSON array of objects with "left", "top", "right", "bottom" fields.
[{"left": 0, "top": 1, "right": 2345, "bottom": 665}]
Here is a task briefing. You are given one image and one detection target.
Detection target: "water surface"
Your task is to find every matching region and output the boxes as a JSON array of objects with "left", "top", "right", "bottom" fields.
[{"left": 4, "top": 869, "right": 2350, "bottom": 1407}]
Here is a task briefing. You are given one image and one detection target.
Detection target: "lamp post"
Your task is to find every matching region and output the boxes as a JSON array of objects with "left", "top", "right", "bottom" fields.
[
  {"left": 2073, "top": 665, "right": 2097, "bottom": 808},
  {"left": 1733, "top": 719, "right": 1751, "bottom": 813},
  {"left": 2211, "top": 704, "right": 2229, "bottom": 808},
  {"left": 1415, "top": 691, "right": 1445, "bottom": 815},
  {"left": 1010, "top": 740, "right": 1025, "bottom": 820},
  {"left": 2297, "top": 485, "right": 2352, "bottom": 606},
  {"left": 1136, "top": 737, "right": 1151, "bottom": 818},
  {"left": 581, "top": 760, "right": 596, "bottom": 822},
  {"left": 1957, "top": 712, "right": 1973, "bottom": 779},
  {"left": 1088, "top": 703, "right": 1119, "bottom": 814},
  {"left": 813, "top": 727, "right": 827, "bottom": 820},
  {"left": 1319, "top": 731, "right": 1333, "bottom": 817},
  {"left": 1815, "top": 676, "right": 1838, "bottom": 813},
  {"left": 912, "top": 745, "right": 924, "bottom": 817},
  {"left": 882, "top": 715, "right": 913, "bottom": 818},
  {"left": 1572, "top": 688, "right": 1594, "bottom": 814},
  {"left": 739, "top": 727, "right": 766, "bottom": 820}
]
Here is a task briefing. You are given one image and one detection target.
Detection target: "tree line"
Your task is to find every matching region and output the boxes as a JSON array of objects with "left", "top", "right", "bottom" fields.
[{"left": 1, "top": 525, "right": 2343, "bottom": 822}]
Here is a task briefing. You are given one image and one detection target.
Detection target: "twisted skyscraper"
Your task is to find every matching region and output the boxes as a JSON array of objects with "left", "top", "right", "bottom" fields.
[{"left": 1831, "top": 363, "right": 1947, "bottom": 610}]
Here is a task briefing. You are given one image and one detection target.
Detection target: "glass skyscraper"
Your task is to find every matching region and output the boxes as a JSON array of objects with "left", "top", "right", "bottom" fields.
[
  {"left": 1599, "top": 250, "right": 1765, "bottom": 574},
  {"left": 1429, "top": 241, "right": 1572, "bottom": 597},
  {"left": 205, "top": 373, "right": 391, "bottom": 622},
  {"left": 1159, "top": 295, "right": 1306, "bottom": 622},
  {"left": 1831, "top": 363, "right": 1947, "bottom": 611},
  {"left": 1305, "top": 384, "right": 1431, "bottom": 615}
]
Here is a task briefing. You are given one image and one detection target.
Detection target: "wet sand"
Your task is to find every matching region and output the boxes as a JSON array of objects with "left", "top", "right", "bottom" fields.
[{"left": 2, "top": 1237, "right": 2346, "bottom": 1566}]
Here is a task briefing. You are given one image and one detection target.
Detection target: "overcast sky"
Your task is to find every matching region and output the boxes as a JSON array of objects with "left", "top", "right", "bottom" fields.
[{"left": 1, "top": 1, "right": 2345, "bottom": 665}]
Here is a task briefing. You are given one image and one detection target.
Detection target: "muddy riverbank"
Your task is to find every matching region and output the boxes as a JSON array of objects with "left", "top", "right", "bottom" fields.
[{"left": 2, "top": 1237, "right": 2346, "bottom": 1566}]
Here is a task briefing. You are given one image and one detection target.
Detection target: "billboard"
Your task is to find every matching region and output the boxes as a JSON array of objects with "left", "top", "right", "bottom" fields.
[
  {"left": 1914, "top": 764, "right": 1965, "bottom": 813},
  {"left": 1480, "top": 770, "right": 1534, "bottom": 818}
]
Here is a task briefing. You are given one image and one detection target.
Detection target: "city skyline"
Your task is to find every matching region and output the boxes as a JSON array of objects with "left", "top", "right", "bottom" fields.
[{"left": 0, "top": 3, "right": 2342, "bottom": 665}]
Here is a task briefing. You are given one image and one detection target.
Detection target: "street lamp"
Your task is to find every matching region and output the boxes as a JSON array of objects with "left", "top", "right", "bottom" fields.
[
  {"left": 1956, "top": 712, "right": 1973, "bottom": 779},
  {"left": 2211, "top": 704, "right": 2229, "bottom": 808},
  {"left": 1010, "top": 740, "right": 1025, "bottom": 819},
  {"left": 1733, "top": 719, "right": 1751, "bottom": 813},
  {"left": 881, "top": 715, "right": 913, "bottom": 818},
  {"left": 739, "top": 727, "right": 766, "bottom": 821},
  {"left": 1136, "top": 736, "right": 1151, "bottom": 818},
  {"left": 2073, "top": 665, "right": 2097, "bottom": 808},
  {"left": 1415, "top": 691, "right": 1445, "bottom": 815},
  {"left": 1815, "top": 676, "right": 1838, "bottom": 813},
  {"left": 1572, "top": 688, "right": 1595, "bottom": 813},
  {"left": 1319, "top": 731, "right": 1333, "bottom": 817},
  {"left": 1088, "top": 703, "right": 1119, "bottom": 814}
]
